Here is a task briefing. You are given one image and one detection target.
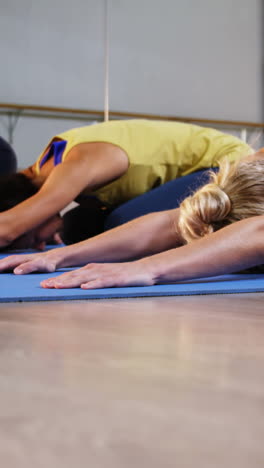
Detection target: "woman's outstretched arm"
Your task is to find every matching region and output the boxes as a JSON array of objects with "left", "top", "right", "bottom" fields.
[
  {"left": 41, "top": 214, "right": 264, "bottom": 289},
  {"left": 0, "top": 208, "right": 182, "bottom": 274},
  {"left": 144, "top": 215, "right": 264, "bottom": 282}
]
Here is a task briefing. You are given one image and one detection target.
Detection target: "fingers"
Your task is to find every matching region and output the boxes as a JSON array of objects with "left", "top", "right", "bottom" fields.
[
  {"left": 0, "top": 257, "right": 154, "bottom": 290},
  {"left": 53, "top": 232, "right": 63, "bottom": 244},
  {"left": 14, "top": 257, "right": 57, "bottom": 275},
  {"left": 14, "top": 263, "right": 39, "bottom": 274},
  {"left": 40, "top": 262, "right": 153, "bottom": 290},
  {"left": 0, "top": 254, "right": 57, "bottom": 274},
  {"left": 41, "top": 267, "right": 93, "bottom": 289},
  {"left": 41, "top": 263, "right": 118, "bottom": 289},
  {"left": 0, "top": 255, "right": 32, "bottom": 272}
]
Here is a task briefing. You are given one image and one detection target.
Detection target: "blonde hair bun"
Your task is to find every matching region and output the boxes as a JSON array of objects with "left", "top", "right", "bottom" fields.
[
  {"left": 179, "top": 182, "right": 232, "bottom": 243},
  {"left": 178, "top": 159, "right": 264, "bottom": 243}
]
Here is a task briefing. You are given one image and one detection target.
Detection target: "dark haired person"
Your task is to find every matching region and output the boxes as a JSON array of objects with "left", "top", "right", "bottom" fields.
[
  {"left": 0, "top": 136, "right": 17, "bottom": 175},
  {"left": 0, "top": 119, "right": 251, "bottom": 250}
]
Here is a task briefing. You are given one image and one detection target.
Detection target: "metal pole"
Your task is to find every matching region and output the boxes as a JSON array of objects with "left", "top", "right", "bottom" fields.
[{"left": 104, "top": 0, "right": 110, "bottom": 121}]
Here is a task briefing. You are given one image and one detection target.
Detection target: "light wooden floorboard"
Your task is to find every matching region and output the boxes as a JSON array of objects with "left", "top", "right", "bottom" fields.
[{"left": 0, "top": 293, "right": 263, "bottom": 468}]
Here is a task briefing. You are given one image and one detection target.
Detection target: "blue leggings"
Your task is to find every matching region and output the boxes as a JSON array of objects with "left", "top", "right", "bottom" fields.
[
  {"left": 105, "top": 169, "right": 214, "bottom": 230},
  {"left": 62, "top": 169, "right": 215, "bottom": 244}
]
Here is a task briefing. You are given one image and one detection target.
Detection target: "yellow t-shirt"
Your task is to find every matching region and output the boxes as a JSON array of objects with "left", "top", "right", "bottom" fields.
[{"left": 35, "top": 119, "right": 251, "bottom": 205}]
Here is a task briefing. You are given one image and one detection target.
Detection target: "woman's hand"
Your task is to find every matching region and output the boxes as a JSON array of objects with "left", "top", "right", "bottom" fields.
[
  {"left": 0, "top": 251, "right": 60, "bottom": 274},
  {"left": 40, "top": 261, "right": 156, "bottom": 289}
]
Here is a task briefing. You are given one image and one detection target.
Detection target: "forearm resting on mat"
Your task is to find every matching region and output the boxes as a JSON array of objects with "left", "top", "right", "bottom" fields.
[{"left": 140, "top": 215, "right": 264, "bottom": 283}]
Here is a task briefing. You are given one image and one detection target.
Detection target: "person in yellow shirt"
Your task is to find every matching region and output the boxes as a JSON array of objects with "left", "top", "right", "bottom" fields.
[{"left": 0, "top": 119, "right": 252, "bottom": 250}]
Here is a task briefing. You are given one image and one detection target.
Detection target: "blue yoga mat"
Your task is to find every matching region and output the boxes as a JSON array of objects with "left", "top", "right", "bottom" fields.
[
  {"left": 0, "top": 271, "right": 263, "bottom": 302},
  {"left": 0, "top": 248, "right": 264, "bottom": 302}
]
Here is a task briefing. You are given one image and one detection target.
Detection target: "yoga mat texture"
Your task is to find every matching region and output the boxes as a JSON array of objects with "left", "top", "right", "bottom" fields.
[{"left": 0, "top": 249, "right": 264, "bottom": 302}]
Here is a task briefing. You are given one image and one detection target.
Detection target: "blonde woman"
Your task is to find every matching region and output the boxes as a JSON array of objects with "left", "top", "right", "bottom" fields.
[{"left": 1, "top": 154, "right": 264, "bottom": 288}]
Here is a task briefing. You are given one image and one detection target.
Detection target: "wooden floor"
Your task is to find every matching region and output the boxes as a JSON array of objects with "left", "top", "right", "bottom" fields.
[{"left": 0, "top": 293, "right": 264, "bottom": 468}]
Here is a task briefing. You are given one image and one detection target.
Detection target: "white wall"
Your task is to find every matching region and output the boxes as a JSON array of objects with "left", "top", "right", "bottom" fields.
[
  {"left": 110, "top": 0, "right": 262, "bottom": 120},
  {"left": 0, "top": 0, "right": 263, "bottom": 167}
]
